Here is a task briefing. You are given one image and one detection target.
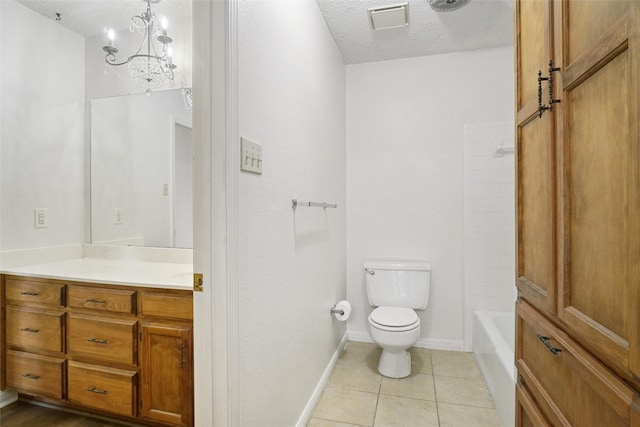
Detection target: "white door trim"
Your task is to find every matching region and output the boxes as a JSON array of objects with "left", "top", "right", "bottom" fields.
[{"left": 192, "top": 0, "right": 240, "bottom": 426}]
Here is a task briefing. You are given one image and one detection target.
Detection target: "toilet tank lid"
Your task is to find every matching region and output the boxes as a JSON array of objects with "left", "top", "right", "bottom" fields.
[{"left": 364, "top": 259, "right": 431, "bottom": 271}]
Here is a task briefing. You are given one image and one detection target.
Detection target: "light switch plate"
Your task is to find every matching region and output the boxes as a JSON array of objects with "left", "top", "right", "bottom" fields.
[
  {"left": 114, "top": 208, "right": 123, "bottom": 225},
  {"left": 34, "top": 208, "right": 48, "bottom": 228},
  {"left": 241, "top": 137, "right": 263, "bottom": 174}
]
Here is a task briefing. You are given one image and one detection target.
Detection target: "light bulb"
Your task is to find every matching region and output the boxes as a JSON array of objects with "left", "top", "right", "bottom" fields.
[
  {"left": 161, "top": 16, "right": 169, "bottom": 30},
  {"left": 107, "top": 28, "right": 115, "bottom": 46}
]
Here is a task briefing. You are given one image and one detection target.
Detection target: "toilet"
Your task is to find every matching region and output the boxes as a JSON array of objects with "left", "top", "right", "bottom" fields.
[{"left": 365, "top": 259, "right": 431, "bottom": 378}]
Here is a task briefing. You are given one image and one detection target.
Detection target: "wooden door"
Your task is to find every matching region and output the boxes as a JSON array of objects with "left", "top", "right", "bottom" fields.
[
  {"left": 515, "top": 0, "right": 557, "bottom": 316},
  {"left": 556, "top": 0, "right": 640, "bottom": 384},
  {"left": 140, "top": 323, "right": 193, "bottom": 426}
]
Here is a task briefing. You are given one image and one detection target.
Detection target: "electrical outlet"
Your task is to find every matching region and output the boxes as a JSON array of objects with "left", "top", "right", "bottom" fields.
[
  {"left": 114, "top": 208, "right": 123, "bottom": 225},
  {"left": 240, "top": 137, "right": 263, "bottom": 174},
  {"left": 34, "top": 208, "right": 48, "bottom": 228}
]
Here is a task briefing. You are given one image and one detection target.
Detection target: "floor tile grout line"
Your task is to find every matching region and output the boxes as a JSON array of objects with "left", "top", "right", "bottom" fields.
[{"left": 429, "top": 349, "right": 443, "bottom": 427}]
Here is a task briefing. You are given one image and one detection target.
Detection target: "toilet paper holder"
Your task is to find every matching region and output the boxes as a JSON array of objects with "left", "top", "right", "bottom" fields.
[
  {"left": 330, "top": 300, "right": 351, "bottom": 321},
  {"left": 330, "top": 306, "right": 345, "bottom": 316}
]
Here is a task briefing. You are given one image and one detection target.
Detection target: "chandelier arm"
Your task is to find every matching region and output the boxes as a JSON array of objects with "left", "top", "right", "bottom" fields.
[{"left": 108, "top": 53, "right": 171, "bottom": 66}]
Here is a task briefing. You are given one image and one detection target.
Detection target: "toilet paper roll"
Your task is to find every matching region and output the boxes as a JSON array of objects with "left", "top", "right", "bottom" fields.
[{"left": 333, "top": 300, "right": 352, "bottom": 321}]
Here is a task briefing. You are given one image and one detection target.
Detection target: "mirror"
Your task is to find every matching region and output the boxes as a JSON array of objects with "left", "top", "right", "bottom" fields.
[{"left": 91, "top": 90, "right": 192, "bottom": 248}]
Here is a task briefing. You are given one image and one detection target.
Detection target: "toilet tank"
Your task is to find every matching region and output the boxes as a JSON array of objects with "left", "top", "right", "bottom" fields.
[{"left": 365, "top": 259, "right": 431, "bottom": 310}]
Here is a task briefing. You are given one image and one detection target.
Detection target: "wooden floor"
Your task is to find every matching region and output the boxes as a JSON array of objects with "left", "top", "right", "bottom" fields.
[{"left": 0, "top": 400, "right": 145, "bottom": 427}]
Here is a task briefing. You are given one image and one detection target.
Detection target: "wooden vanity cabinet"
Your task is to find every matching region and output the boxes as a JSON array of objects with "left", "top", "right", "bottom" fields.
[{"left": 1, "top": 275, "right": 193, "bottom": 426}]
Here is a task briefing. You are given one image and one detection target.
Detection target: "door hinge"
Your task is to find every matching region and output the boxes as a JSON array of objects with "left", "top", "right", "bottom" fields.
[{"left": 194, "top": 273, "right": 204, "bottom": 292}]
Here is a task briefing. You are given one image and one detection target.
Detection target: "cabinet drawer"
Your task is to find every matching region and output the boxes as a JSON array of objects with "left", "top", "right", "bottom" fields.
[
  {"left": 6, "top": 350, "right": 65, "bottom": 400},
  {"left": 68, "top": 361, "right": 137, "bottom": 417},
  {"left": 5, "top": 277, "right": 64, "bottom": 308},
  {"left": 140, "top": 291, "right": 192, "bottom": 320},
  {"left": 516, "top": 383, "right": 552, "bottom": 427},
  {"left": 67, "top": 314, "right": 136, "bottom": 365},
  {"left": 516, "top": 300, "right": 636, "bottom": 426},
  {"left": 6, "top": 306, "right": 64, "bottom": 353},
  {"left": 68, "top": 285, "right": 135, "bottom": 314}
]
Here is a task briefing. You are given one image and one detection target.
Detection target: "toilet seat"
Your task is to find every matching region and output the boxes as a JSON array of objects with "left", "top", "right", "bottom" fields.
[{"left": 369, "top": 307, "right": 420, "bottom": 332}]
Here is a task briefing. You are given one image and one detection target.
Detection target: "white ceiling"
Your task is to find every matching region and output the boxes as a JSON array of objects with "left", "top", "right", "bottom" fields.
[
  {"left": 15, "top": 0, "right": 191, "bottom": 38},
  {"left": 16, "top": 0, "right": 513, "bottom": 64},
  {"left": 316, "top": 0, "right": 514, "bottom": 64}
]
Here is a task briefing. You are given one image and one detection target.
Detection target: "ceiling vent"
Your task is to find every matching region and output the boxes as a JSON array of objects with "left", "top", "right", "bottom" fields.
[{"left": 369, "top": 3, "right": 409, "bottom": 31}]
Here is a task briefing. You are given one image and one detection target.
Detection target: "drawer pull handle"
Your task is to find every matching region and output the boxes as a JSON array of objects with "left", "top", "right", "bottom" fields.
[
  {"left": 20, "top": 291, "right": 40, "bottom": 296},
  {"left": 86, "top": 298, "right": 106, "bottom": 304},
  {"left": 87, "top": 338, "right": 108, "bottom": 344},
  {"left": 20, "top": 327, "right": 39, "bottom": 333},
  {"left": 87, "top": 387, "right": 107, "bottom": 395},
  {"left": 537, "top": 334, "right": 562, "bottom": 355},
  {"left": 22, "top": 373, "right": 40, "bottom": 380}
]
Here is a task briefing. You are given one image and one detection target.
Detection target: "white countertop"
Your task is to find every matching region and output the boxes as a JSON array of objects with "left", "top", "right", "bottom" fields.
[{"left": 1, "top": 257, "right": 193, "bottom": 290}]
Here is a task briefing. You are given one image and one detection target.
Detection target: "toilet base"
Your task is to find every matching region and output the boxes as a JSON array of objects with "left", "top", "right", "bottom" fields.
[{"left": 378, "top": 349, "right": 412, "bottom": 378}]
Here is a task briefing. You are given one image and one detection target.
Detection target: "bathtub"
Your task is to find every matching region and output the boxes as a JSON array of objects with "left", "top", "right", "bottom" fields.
[{"left": 473, "top": 311, "right": 515, "bottom": 427}]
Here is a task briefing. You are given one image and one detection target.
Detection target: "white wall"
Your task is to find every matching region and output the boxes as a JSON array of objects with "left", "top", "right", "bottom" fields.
[
  {"left": 346, "top": 47, "right": 514, "bottom": 350},
  {"left": 464, "top": 121, "right": 516, "bottom": 350},
  {"left": 0, "top": 0, "right": 85, "bottom": 251},
  {"left": 238, "top": 0, "right": 346, "bottom": 425}
]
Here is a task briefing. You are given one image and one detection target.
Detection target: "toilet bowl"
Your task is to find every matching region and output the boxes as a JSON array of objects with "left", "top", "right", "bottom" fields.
[{"left": 368, "top": 306, "right": 420, "bottom": 378}]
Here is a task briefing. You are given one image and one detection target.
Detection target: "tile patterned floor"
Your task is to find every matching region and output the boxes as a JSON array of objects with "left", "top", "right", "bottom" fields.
[{"left": 307, "top": 342, "right": 501, "bottom": 427}]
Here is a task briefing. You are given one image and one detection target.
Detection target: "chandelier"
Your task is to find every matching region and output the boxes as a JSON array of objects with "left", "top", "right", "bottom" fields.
[{"left": 102, "top": 0, "right": 177, "bottom": 91}]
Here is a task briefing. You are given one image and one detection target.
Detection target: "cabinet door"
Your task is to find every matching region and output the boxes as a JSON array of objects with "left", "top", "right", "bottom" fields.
[
  {"left": 556, "top": 0, "right": 640, "bottom": 383},
  {"left": 515, "top": 0, "right": 557, "bottom": 315},
  {"left": 140, "top": 323, "right": 193, "bottom": 427}
]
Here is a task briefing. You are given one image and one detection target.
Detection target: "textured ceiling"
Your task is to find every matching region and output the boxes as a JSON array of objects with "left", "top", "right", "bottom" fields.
[
  {"left": 16, "top": 0, "right": 513, "bottom": 63},
  {"left": 316, "top": 0, "right": 514, "bottom": 64},
  {"left": 15, "top": 0, "right": 191, "bottom": 38}
]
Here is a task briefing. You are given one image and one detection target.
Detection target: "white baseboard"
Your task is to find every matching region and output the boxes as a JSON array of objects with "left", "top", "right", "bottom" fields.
[
  {"left": 346, "top": 331, "right": 374, "bottom": 344},
  {"left": 415, "top": 337, "right": 464, "bottom": 352},
  {"left": 0, "top": 390, "right": 18, "bottom": 408},
  {"left": 295, "top": 333, "right": 348, "bottom": 427},
  {"left": 347, "top": 330, "right": 465, "bottom": 352}
]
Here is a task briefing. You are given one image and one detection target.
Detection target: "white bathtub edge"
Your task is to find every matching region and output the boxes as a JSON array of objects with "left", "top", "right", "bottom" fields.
[{"left": 473, "top": 310, "right": 516, "bottom": 427}]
